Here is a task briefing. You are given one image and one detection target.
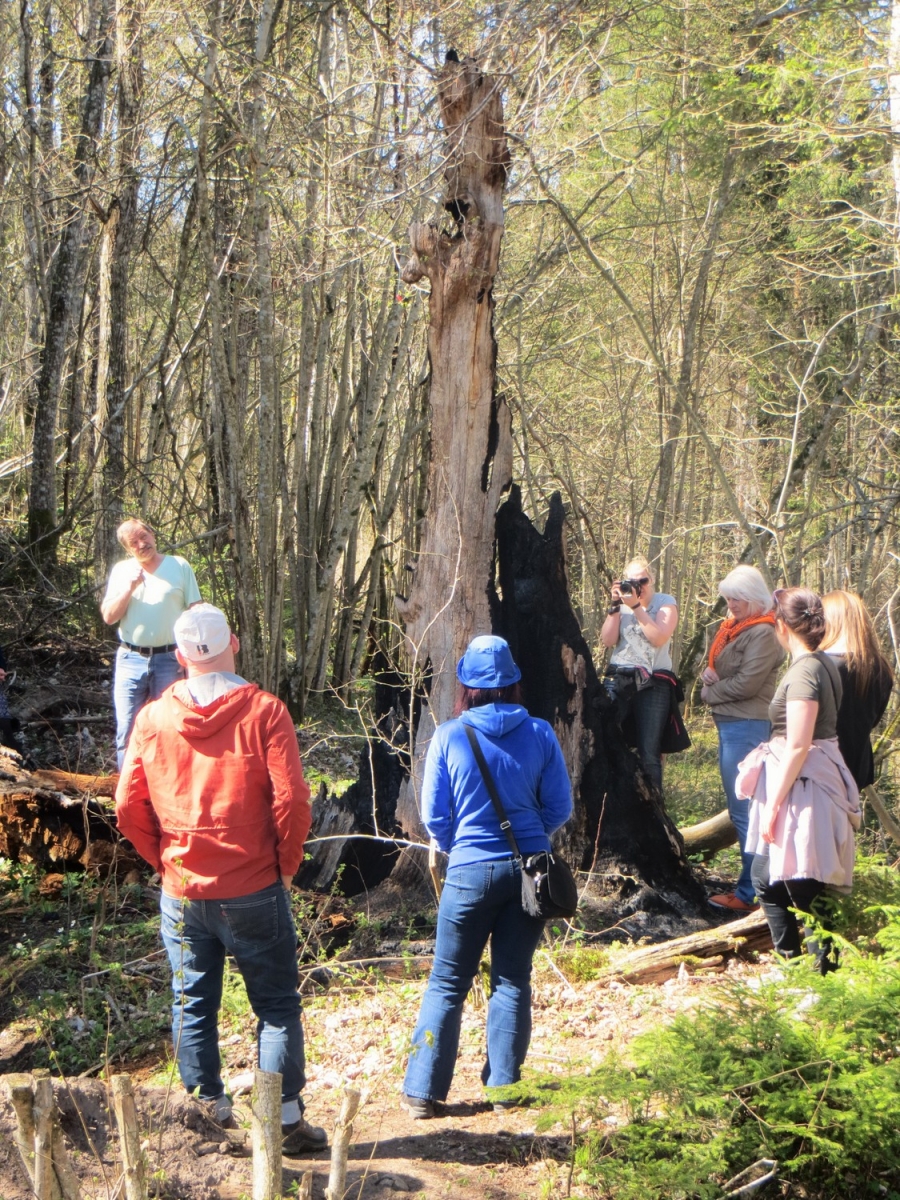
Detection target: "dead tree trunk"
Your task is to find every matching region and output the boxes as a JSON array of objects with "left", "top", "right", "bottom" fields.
[{"left": 394, "top": 56, "right": 512, "bottom": 836}]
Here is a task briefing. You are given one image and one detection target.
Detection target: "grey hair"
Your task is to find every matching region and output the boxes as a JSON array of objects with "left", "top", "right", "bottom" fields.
[
  {"left": 117, "top": 517, "right": 155, "bottom": 549},
  {"left": 717, "top": 565, "right": 773, "bottom": 616}
]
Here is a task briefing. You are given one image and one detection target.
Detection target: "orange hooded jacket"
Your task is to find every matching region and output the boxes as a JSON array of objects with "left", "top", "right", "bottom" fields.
[{"left": 115, "top": 681, "right": 311, "bottom": 900}]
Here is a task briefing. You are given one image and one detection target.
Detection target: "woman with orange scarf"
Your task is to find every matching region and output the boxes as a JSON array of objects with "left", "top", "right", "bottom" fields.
[{"left": 701, "top": 566, "right": 785, "bottom": 912}]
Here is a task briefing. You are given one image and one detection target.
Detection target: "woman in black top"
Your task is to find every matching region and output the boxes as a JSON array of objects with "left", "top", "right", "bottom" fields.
[{"left": 820, "top": 591, "right": 894, "bottom": 790}]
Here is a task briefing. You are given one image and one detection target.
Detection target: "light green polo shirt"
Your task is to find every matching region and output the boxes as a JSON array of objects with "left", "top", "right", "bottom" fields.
[{"left": 108, "top": 554, "right": 201, "bottom": 647}]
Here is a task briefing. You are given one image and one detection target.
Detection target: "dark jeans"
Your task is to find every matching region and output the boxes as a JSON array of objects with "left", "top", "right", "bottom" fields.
[
  {"left": 403, "top": 858, "right": 546, "bottom": 1102},
  {"left": 160, "top": 883, "right": 306, "bottom": 1104},
  {"left": 751, "top": 855, "right": 838, "bottom": 973},
  {"left": 632, "top": 678, "right": 672, "bottom": 791}
]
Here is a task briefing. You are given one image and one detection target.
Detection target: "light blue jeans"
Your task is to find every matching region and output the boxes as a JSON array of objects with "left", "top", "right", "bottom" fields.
[
  {"left": 114, "top": 645, "right": 183, "bottom": 768},
  {"left": 160, "top": 883, "right": 306, "bottom": 1105},
  {"left": 715, "top": 717, "right": 770, "bottom": 904},
  {"left": 403, "top": 857, "right": 546, "bottom": 1102}
]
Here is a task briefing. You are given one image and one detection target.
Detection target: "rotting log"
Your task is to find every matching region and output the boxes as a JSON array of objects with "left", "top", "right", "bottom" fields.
[
  {"left": 112, "top": 1074, "right": 147, "bottom": 1200},
  {"left": 0, "top": 759, "right": 136, "bottom": 874},
  {"left": 251, "top": 1068, "right": 282, "bottom": 1200},
  {"left": 325, "top": 1086, "right": 361, "bottom": 1200},
  {"left": 679, "top": 809, "right": 737, "bottom": 857},
  {"left": 608, "top": 911, "right": 772, "bottom": 984},
  {"left": 31, "top": 770, "right": 118, "bottom": 798}
]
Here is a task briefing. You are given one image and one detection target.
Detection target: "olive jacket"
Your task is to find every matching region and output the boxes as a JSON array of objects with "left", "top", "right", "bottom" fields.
[{"left": 704, "top": 621, "right": 785, "bottom": 722}]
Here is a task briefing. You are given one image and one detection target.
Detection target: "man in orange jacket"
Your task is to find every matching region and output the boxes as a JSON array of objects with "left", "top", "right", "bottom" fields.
[{"left": 115, "top": 603, "right": 326, "bottom": 1155}]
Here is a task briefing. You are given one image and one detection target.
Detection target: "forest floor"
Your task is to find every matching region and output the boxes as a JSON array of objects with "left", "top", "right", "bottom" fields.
[
  {"left": 0, "top": 938, "right": 767, "bottom": 1200},
  {"left": 0, "top": 635, "right": 763, "bottom": 1199}
]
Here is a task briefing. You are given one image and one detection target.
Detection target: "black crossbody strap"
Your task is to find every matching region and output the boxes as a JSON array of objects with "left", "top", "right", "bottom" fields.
[{"left": 462, "top": 723, "right": 523, "bottom": 862}]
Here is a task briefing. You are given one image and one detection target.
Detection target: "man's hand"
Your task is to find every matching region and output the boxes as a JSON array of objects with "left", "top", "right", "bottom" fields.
[
  {"left": 701, "top": 667, "right": 719, "bottom": 685},
  {"left": 281, "top": 873, "right": 293, "bottom": 892}
]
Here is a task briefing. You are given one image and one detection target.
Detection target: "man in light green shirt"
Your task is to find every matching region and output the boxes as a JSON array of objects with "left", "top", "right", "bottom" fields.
[{"left": 101, "top": 519, "right": 201, "bottom": 768}]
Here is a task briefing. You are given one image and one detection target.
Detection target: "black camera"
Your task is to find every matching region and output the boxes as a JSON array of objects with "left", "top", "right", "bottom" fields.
[{"left": 619, "top": 579, "right": 636, "bottom": 595}]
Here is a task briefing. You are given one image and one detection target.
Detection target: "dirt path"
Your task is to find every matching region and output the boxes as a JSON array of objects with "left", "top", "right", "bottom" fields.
[{"left": 0, "top": 954, "right": 757, "bottom": 1199}]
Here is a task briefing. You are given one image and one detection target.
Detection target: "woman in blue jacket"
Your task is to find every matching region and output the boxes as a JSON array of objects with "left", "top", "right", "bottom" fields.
[{"left": 401, "top": 635, "right": 573, "bottom": 1118}]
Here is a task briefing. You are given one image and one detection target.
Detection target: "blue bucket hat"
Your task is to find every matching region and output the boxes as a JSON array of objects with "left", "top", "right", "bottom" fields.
[{"left": 456, "top": 635, "right": 521, "bottom": 688}]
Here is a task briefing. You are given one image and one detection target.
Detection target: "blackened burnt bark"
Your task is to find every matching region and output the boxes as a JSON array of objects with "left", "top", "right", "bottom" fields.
[{"left": 493, "top": 486, "right": 704, "bottom": 910}]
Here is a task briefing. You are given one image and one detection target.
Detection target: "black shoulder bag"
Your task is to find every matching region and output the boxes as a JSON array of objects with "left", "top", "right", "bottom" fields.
[{"left": 462, "top": 724, "right": 578, "bottom": 921}]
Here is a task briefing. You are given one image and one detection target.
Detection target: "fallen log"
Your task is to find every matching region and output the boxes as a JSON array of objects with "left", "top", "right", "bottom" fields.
[
  {"left": 608, "top": 911, "right": 772, "bottom": 985},
  {"left": 31, "top": 769, "right": 118, "bottom": 798},
  {"left": 678, "top": 809, "right": 737, "bottom": 857},
  {"left": 0, "top": 758, "right": 135, "bottom": 874}
]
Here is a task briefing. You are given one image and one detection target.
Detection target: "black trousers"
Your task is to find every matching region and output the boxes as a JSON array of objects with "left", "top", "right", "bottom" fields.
[{"left": 751, "top": 854, "right": 838, "bottom": 973}]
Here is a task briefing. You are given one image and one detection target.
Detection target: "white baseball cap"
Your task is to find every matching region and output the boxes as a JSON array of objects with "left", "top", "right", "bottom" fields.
[{"left": 174, "top": 603, "right": 232, "bottom": 662}]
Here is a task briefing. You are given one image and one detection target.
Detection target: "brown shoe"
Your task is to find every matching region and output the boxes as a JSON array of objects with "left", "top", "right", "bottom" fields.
[
  {"left": 709, "top": 892, "right": 758, "bottom": 913},
  {"left": 282, "top": 1116, "right": 328, "bottom": 1155}
]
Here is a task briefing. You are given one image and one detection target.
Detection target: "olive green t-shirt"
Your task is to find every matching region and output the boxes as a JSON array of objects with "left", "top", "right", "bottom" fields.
[{"left": 768, "top": 651, "right": 841, "bottom": 739}]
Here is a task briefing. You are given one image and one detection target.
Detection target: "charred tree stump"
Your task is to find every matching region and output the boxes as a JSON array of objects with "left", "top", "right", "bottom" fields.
[{"left": 493, "top": 488, "right": 706, "bottom": 915}]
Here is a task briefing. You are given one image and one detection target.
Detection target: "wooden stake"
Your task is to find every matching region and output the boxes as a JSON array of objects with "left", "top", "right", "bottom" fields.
[
  {"left": 33, "top": 1071, "right": 60, "bottom": 1200},
  {"left": 51, "top": 1120, "right": 83, "bottom": 1200},
  {"left": 111, "top": 1074, "right": 148, "bottom": 1200},
  {"left": 324, "top": 1087, "right": 360, "bottom": 1200},
  {"left": 297, "top": 1171, "right": 314, "bottom": 1200},
  {"left": 7, "top": 1073, "right": 37, "bottom": 1186},
  {"left": 251, "top": 1068, "right": 283, "bottom": 1200}
]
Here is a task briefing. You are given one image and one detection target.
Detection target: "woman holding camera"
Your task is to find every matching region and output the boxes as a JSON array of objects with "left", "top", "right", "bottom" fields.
[
  {"left": 601, "top": 556, "right": 679, "bottom": 790},
  {"left": 700, "top": 566, "right": 785, "bottom": 913},
  {"left": 819, "top": 590, "right": 894, "bottom": 791}
]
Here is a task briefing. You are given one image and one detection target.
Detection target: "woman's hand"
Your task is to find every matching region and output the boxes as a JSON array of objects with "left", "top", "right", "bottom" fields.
[
  {"left": 701, "top": 667, "right": 719, "bottom": 685},
  {"left": 760, "top": 798, "right": 782, "bottom": 844}
]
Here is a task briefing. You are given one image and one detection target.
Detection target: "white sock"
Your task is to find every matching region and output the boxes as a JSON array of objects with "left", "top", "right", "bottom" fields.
[{"left": 282, "top": 1100, "right": 301, "bottom": 1125}]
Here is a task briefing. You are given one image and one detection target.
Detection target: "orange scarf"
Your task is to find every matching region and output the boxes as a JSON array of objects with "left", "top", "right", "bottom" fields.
[{"left": 708, "top": 613, "right": 776, "bottom": 670}]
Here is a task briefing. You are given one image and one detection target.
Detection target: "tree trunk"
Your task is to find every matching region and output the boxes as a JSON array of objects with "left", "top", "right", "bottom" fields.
[
  {"left": 394, "top": 56, "right": 513, "bottom": 836},
  {"left": 27, "top": 0, "right": 112, "bottom": 560},
  {"left": 93, "top": 0, "right": 144, "bottom": 582}
]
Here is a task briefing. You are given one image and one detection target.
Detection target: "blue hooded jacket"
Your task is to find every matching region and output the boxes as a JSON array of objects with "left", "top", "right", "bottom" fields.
[{"left": 421, "top": 704, "right": 573, "bottom": 869}]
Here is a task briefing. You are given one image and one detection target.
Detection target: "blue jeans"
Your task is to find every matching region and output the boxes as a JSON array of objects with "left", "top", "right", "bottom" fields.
[
  {"left": 715, "top": 717, "right": 770, "bottom": 904},
  {"left": 403, "top": 858, "right": 546, "bottom": 1102},
  {"left": 160, "top": 883, "right": 306, "bottom": 1104},
  {"left": 632, "top": 678, "right": 672, "bottom": 791},
  {"left": 114, "top": 646, "right": 184, "bottom": 768}
]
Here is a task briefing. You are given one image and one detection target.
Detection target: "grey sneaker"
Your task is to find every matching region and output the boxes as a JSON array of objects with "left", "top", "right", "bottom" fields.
[
  {"left": 282, "top": 1116, "right": 328, "bottom": 1155},
  {"left": 203, "top": 1094, "right": 237, "bottom": 1129},
  {"left": 400, "top": 1093, "right": 436, "bottom": 1119}
]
